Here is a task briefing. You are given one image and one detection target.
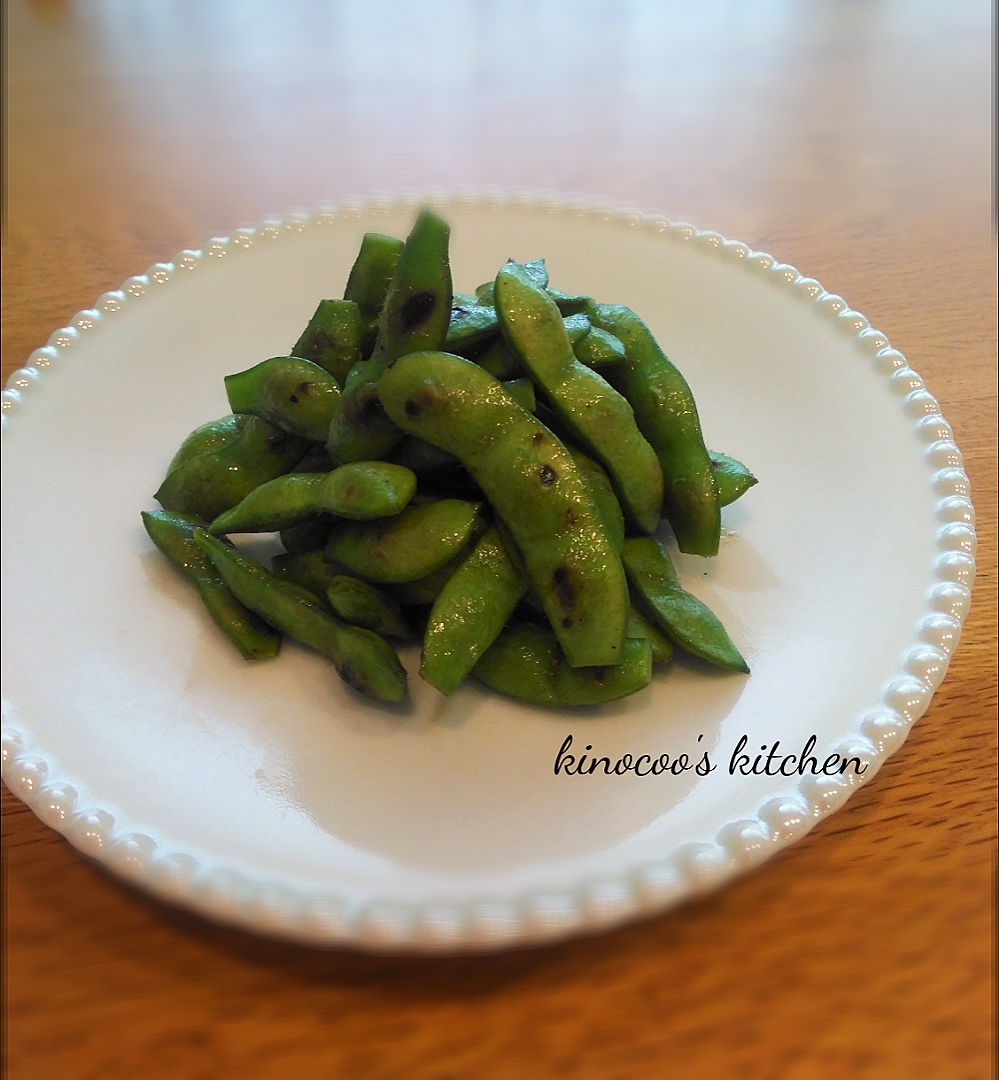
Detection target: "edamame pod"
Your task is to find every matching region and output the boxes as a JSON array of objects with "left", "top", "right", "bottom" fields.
[
  {"left": 388, "top": 543, "right": 472, "bottom": 605},
  {"left": 328, "top": 210, "right": 452, "bottom": 463},
  {"left": 194, "top": 530, "right": 407, "bottom": 702},
  {"left": 291, "top": 299, "right": 361, "bottom": 384},
  {"left": 621, "top": 537, "right": 748, "bottom": 673},
  {"left": 495, "top": 263, "right": 664, "bottom": 535},
  {"left": 475, "top": 258, "right": 548, "bottom": 306},
  {"left": 588, "top": 303, "right": 720, "bottom": 557},
  {"left": 208, "top": 462, "right": 418, "bottom": 534},
  {"left": 445, "top": 302, "right": 498, "bottom": 354},
  {"left": 379, "top": 351, "right": 628, "bottom": 668},
  {"left": 568, "top": 449, "right": 625, "bottom": 554},
  {"left": 421, "top": 526, "right": 527, "bottom": 695},
  {"left": 272, "top": 548, "right": 349, "bottom": 599},
  {"left": 280, "top": 516, "right": 335, "bottom": 554},
  {"left": 627, "top": 604, "right": 673, "bottom": 665},
  {"left": 142, "top": 510, "right": 281, "bottom": 659},
  {"left": 711, "top": 452, "right": 758, "bottom": 507},
  {"left": 546, "top": 288, "right": 591, "bottom": 316},
  {"left": 326, "top": 498, "right": 482, "bottom": 584},
  {"left": 327, "top": 576, "right": 409, "bottom": 639},
  {"left": 155, "top": 417, "right": 310, "bottom": 523},
  {"left": 473, "top": 337, "right": 521, "bottom": 380},
  {"left": 167, "top": 414, "right": 252, "bottom": 475},
  {"left": 344, "top": 232, "right": 405, "bottom": 356},
  {"left": 562, "top": 313, "right": 592, "bottom": 346},
  {"left": 225, "top": 356, "right": 341, "bottom": 443},
  {"left": 573, "top": 325, "right": 627, "bottom": 367},
  {"left": 474, "top": 625, "right": 652, "bottom": 706}
]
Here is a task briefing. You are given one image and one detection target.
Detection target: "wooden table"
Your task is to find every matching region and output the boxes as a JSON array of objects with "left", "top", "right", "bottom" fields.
[{"left": 4, "top": 2, "right": 994, "bottom": 1076}]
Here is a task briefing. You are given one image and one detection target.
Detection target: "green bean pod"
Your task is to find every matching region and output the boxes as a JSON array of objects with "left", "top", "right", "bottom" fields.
[
  {"left": 588, "top": 303, "right": 720, "bottom": 557},
  {"left": 225, "top": 356, "right": 341, "bottom": 443},
  {"left": 328, "top": 209, "right": 452, "bottom": 463},
  {"left": 711, "top": 452, "right": 758, "bottom": 507},
  {"left": 193, "top": 530, "right": 407, "bottom": 702},
  {"left": 326, "top": 498, "right": 482, "bottom": 584},
  {"left": 142, "top": 510, "right": 281, "bottom": 659},
  {"left": 155, "top": 417, "right": 310, "bottom": 523},
  {"left": 421, "top": 526, "right": 527, "bottom": 695},
  {"left": 326, "top": 576, "right": 409, "bottom": 639},
  {"left": 208, "top": 462, "right": 418, "bottom": 535},
  {"left": 621, "top": 537, "right": 748, "bottom": 673},
  {"left": 474, "top": 625, "right": 652, "bottom": 706},
  {"left": 379, "top": 351, "right": 628, "bottom": 668},
  {"left": 495, "top": 263, "right": 664, "bottom": 535},
  {"left": 290, "top": 299, "right": 361, "bottom": 384},
  {"left": 343, "top": 232, "right": 405, "bottom": 356}
]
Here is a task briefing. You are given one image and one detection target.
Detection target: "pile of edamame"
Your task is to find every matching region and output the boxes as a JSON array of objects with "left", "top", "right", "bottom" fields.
[{"left": 143, "top": 210, "right": 756, "bottom": 707}]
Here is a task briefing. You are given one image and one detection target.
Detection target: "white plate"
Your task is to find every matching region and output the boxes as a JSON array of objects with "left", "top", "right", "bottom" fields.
[{"left": 1, "top": 194, "right": 975, "bottom": 952}]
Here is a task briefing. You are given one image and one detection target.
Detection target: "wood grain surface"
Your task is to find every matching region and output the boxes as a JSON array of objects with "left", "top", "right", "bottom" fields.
[{"left": 3, "top": 1, "right": 995, "bottom": 1077}]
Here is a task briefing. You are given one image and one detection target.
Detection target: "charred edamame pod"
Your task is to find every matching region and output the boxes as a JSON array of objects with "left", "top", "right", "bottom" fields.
[
  {"left": 475, "top": 258, "right": 548, "bottom": 307},
  {"left": 474, "top": 624, "right": 652, "bottom": 706},
  {"left": 328, "top": 210, "right": 452, "bottom": 463},
  {"left": 194, "top": 530, "right": 407, "bottom": 702},
  {"left": 326, "top": 498, "right": 482, "bottom": 584},
  {"left": 155, "top": 417, "right": 310, "bottom": 523},
  {"left": 379, "top": 351, "right": 628, "bottom": 668},
  {"left": 495, "top": 263, "right": 664, "bottom": 535},
  {"left": 208, "top": 462, "right": 417, "bottom": 535},
  {"left": 343, "top": 232, "right": 405, "bottom": 357},
  {"left": 290, "top": 299, "right": 361, "bottom": 384},
  {"left": 568, "top": 449, "right": 625, "bottom": 554},
  {"left": 588, "top": 303, "right": 720, "bottom": 557},
  {"left": 421, "top": 526, "right": 527, "bottom": 694},
  {"left": 225, "top": 356, "right": 341, "bottom": 443},
  {"left": 621, "top": 536, "right": 748, "bottom": 673},
  {"left": 711, "top": 452, "right": 758, "bottom": 507},
  {"left": 142, "top": 509, "right": 281, "bottom": 659}
]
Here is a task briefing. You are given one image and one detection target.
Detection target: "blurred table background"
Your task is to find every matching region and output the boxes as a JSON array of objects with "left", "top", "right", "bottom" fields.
[{"left": 3, "top": 1, "right": 995, "bottom": 1076}]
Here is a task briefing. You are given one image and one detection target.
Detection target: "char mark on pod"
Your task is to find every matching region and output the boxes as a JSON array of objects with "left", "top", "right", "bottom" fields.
[
  {"left": 552, "top": 566, "right": 576, "bottom": 618},
  {"left": 288, "top": 381, "right": 312, "bottom": 404},
  {"left": 337, "top": 660, "right": 370, "bottom": 695},
  {"left": 538, "top": 464, "right": 557, "bottom": 487},
  {"left": 395, "top": 290, "right": 437, "bottom": 334}
]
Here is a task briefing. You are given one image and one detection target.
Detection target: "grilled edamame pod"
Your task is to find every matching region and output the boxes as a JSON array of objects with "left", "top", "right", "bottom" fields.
[
  {"left": 568, "top": 449, "right": 625, "bottom": 554},
  {"left": 588, "top": 303, "right": 720, "bottom": 557},
  {"left": 326, "top": 498, "right": 482, "bottom": 584},
  {"left": 475, "top": 258, "right": 548, "bottom": 306},
  {"left": 474, "top": 625, "right": 652, "bottom": 706},
  {"left": 445, "top": 302, "right": 498, "bottom": 354},
  {"left": 495, "top": 263, "right": 664, "bottom": 535},
  {"left": 621, "top": 537, "right": 748, "bottom": 673},
  {"left": 421, "top": 526, "right": 527, "bottom": 694},
  {"left": 225, "top": 356, "right": 341, "bottom": 443},
  {"left": 379, "top": 351, "right": 628, "bottom": 668},
  {"left": 290, "top": 299, "right": 361, "bottom": 384},
  {"left": 193, "top": 530, "right": 407, "bottom": 702},
  {"left": 561, "top": 313, "right": 592, "bottom": 346},
  {"left": 326, "top": 576, "right": 409, "bottom": 639},
  {"left": 142, "top": 510, "right": 281, "bottom": 659},
  {"left": 208, "top": 462, "right": 417, "bottom": 535},
  {"left": 155, "top": 418, "right": 310, "bottom": 523},
  {"left": 328, "top": 210, "right": 452, "bottom": 463},
  {"left": 711, "top": 452, "right": 758, "bottom": 507},
  {"left": 344, "top": 232, "right": 405, "bottom": 356}
]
